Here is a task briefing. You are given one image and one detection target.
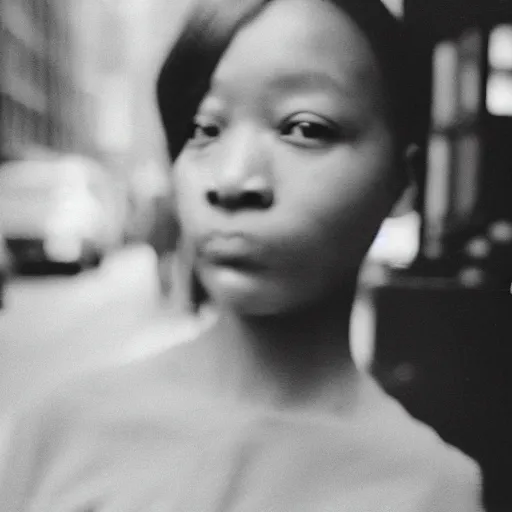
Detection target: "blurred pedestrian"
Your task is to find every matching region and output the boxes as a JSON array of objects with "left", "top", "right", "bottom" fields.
[
  {"left": 147, "top": 191, "right": 180, "bottom": 299},
  {"left": 0, "top": 0, "right": 484, "bottom": 510}
]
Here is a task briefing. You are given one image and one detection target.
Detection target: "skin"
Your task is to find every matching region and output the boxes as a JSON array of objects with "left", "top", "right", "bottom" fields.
[{"left": 172, "top": 0, "right": 407, "bottom": 409}]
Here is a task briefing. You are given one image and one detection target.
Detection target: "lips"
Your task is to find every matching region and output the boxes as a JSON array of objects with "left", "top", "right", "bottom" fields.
[{"left": 198, "top": 233, "right": 266, "bottom": 269}]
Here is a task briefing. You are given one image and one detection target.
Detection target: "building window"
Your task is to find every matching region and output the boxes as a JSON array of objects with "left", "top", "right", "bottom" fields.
[{"left": 487, "top": 24, "right": 512, "bottom": 116}]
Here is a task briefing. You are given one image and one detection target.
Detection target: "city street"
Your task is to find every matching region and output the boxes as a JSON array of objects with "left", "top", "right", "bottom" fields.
[{"left": 0, "top": 244, "right": 194, "bottom": 422}]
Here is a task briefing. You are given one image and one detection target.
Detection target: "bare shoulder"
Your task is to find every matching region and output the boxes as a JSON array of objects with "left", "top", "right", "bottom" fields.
[
  {"left": 359, "top": 375, "right": 484, "bottom": 509},
  {"left": 421, "top": 439, "right": 484, "bottom": 511},
  {"left": 3, "top": 333, "right": 199, "bottom": 439}
]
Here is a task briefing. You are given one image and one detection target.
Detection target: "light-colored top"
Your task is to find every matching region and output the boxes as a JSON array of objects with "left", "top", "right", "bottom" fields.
[{"left": 0, "top": 336, "right": 484, "bottom": 512}]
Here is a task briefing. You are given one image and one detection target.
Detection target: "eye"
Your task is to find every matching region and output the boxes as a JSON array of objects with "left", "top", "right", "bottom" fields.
[
  {"left": 280, "top": 117, "right": 340, "bottom": 147},
  {"left": 187, "top": 119, "right": 222, "bottom": 145}
]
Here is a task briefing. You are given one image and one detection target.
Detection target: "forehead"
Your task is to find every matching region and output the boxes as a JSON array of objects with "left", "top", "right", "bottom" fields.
[{"left": 210, "top": 0, "right": 383, "bottom": 105}]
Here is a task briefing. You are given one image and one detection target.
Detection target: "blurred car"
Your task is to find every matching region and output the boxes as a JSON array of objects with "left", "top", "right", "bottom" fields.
[{"left": 0, "top": 156, "right": 122, "bottom": 272}]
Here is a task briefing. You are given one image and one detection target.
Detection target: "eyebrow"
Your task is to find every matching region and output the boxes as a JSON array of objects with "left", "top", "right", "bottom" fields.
[
  {"left": 209, "top": 69, "right": 359, "bottom": 103},
  {"left": 264, "top": 70, "right": 359, "bottom": 99}
]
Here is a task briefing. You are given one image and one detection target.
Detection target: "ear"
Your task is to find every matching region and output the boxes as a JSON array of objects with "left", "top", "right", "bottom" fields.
[
  {"left": 168, "top": 171, "right": 180, "bottom": 220},
  {"left": 388, "top": 143, "right": 420, "bottom": 218}
]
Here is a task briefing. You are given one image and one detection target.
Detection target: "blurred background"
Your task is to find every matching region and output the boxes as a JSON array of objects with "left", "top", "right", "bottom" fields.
[
  {"left": 0, "top": 0, "right": 200, "bottom": 459},
  {"left": 1, "top": 0, "right": 512, "bottom": 509}
]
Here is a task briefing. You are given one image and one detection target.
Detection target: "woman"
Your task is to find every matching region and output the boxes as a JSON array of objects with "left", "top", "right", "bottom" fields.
[{"left": 0, "top": 0, "right": 484, "bottom": 510}]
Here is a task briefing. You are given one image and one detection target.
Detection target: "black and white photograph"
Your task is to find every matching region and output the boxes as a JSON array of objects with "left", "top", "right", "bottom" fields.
[{"left": 1, "top": 0, "right": 511, "bottom": 510}]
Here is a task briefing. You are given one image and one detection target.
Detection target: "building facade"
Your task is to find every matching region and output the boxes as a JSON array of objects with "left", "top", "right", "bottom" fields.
[
  {"left": 403, "top": 0, "right": 512, "bottom": 285},
  {"left": 1, "top": 0, "right": 87, "bottom": 161}
]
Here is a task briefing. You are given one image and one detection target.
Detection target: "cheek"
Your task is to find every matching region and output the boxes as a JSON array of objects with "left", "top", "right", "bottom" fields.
[
  {"left": 290, "top": 156, "right": 394, "bottom": 231},
  {"left": 172, "top": 163, "right": 207, "bottom": 235},
  {"left": 284, "top": 162, "right": 396, "bottom": 271}
]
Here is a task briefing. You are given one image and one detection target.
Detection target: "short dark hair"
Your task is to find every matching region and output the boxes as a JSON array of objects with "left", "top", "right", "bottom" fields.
[{"left": 156, "top": 0, "right": 418, "bottom": 161}]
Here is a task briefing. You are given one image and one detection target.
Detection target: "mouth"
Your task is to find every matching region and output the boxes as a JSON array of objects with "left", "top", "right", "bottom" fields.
[{"left": 197, "top": 233, "right": 267, "bottom": 270}]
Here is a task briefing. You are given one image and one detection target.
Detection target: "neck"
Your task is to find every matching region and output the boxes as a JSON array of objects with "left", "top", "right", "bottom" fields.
[{"left": 204, "top": 288, "right": 360, "bottom": 412}]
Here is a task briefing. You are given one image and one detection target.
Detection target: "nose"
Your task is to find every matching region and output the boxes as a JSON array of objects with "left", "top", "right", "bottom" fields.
[{"left": 206, "top": 127, "right": 274, "bottom": 211}]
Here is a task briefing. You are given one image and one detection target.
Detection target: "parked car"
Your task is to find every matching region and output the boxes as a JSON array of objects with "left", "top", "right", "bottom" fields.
[{"left": 0, "top": 156, "right": 122, "bottom": 272}]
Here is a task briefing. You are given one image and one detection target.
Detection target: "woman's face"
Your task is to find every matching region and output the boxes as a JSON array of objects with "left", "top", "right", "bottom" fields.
[{"left": 173, "top": 0, "right": 400, "bottom": 315}]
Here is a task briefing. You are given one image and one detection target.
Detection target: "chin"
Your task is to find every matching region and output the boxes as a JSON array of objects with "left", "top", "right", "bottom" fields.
[
  {"left": 218, "top": 296, "right": 284, "bottom": 316},
  {"left": 200, "top": 266, "right": 304, "bottom": 317}
]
